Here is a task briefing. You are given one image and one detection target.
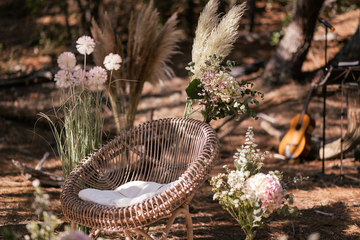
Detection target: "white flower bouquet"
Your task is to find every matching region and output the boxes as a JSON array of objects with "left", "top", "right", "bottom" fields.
[
  {"left": 39, "top": 36, "right": 123, "bottom": 179},
  {"left": 210, "top": 127, "right": 299, "bottom": 240}
]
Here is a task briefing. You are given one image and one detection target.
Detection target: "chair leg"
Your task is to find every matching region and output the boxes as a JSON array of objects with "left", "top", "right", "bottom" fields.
[
  {"left": 161, "top": 205, "right": 193, "bottom": 240},
  {"left": 132, "top": 228, "right": 157, "bottom": 240},
  {"left": 88, "top": 229, "right": 100, "bottom": 239},
  {"left": 124, "top": 230, "right": 132, "bottom": 240},
  {"left": 71, "top": 221, "right": 76, "bottom": 230}
]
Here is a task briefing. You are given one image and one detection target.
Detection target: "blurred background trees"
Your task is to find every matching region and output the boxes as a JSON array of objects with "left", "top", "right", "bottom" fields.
[{"left": 0, "top": 0, "right": 359, "bottom": 86}]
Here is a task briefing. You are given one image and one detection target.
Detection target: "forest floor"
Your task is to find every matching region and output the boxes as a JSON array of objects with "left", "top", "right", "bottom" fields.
[{"left": 1, "top": 1, "right": 360, "bottom": 239}]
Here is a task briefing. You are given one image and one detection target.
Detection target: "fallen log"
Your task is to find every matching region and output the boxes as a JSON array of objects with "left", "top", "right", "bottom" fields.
[
  {"left": 0, "top": 67, "right": 56, "bottom": 87},
  {"left": 12, "top": 158, "right": 63, "bottom": 187}
]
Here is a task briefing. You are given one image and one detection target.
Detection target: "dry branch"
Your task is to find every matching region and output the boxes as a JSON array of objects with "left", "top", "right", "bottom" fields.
[
  {"left": 12, "top": 159, "right": 63, "bottom": 187},
  {"left": 216, "top": 84, "right": 309, "bottom": 140},
  {"left": 0, "top": 67, "right": 55, "bottom": 87}
]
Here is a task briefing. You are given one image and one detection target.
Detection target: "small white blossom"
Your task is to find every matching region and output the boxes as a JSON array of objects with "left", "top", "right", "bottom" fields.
[
  {"left": 76, "top": 36, "right": 95, "bottom": 55},
  {"left": 103, "top": 53, "right": 122, "bottom": 71},
  {"left": 32, "top": 179, "right": 40, "bottom": 188},
  {"left": 57, "top": 52, "right": 76, "bottom": 70},
  {"left": 88, "top": 66, "right": 107, "bottom": 85}
]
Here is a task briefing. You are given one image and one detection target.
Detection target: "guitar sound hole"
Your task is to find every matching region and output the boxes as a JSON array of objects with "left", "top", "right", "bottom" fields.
[{"left": 295, "top": 123, "right": 302, "bottom": 131}]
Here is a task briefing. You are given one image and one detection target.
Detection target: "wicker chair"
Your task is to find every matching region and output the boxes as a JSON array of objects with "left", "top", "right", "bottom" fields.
[{"left": 60, "top": 118, "right": 219, "bottom": 239}]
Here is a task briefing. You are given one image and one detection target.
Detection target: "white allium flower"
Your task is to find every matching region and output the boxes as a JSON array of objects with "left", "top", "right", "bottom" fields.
[
  {"left": 54, "top": 70, "right": 72, "bottom": 88},
  {"left": 88, "top": 66, "right": 107, "bottom": 85},
  {"left": 103, "top": 53, "right": 122, "bottom": 71},
  {"left": 76, "top": 36, "right": 95, "bottom": 55},
  {"left": 73, "top": 69, "right": 87, "bottom": 86},
  {"left": 57, "top": 52, "right": 76, "bottom": 70}
]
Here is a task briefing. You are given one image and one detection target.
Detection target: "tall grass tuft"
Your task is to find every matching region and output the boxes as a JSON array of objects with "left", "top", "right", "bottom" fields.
[
  {"left": 38, "top": 86, "right": 103, "bottom": 178},
  {"left": 38, "top": 36, "right": 120, "bottom": 180},
  {"left": 91, "top": 0, "right": 181, "bottom": 131}
]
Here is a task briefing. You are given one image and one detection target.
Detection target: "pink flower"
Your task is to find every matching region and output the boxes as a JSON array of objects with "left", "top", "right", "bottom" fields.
[
  {"left": 57, "top": 52, "right": 76, "bottom": 70},
  {"left": 73, "top": 69, "right": 88, "bottom": 86},
  {"left": 245, "top": 173, "right": 284, "bottom": 215},
  {"left": 76, "top": 36, "right": 95, "bottom": 55},
  {"left": 59, "top": 231, "right": 92, "bottom": 240},
  {"left": 54, "top": 70, "right": 73, "bottom": 88},
  {"left": 103, "top": 53, "right": 122, "bottom": 70},
  {"left": 88, "top": 66, "right": 107, "bottom": 85}
]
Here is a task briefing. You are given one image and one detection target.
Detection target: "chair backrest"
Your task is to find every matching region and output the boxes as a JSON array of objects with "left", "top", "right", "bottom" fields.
[{"left": 61, "top": 118, "right": 219, "bottom": 231}]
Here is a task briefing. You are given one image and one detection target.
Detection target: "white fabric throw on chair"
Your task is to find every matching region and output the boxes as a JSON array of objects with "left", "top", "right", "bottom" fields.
[{"left": 79, "top": 181, "right": 173, "bottom": 208}]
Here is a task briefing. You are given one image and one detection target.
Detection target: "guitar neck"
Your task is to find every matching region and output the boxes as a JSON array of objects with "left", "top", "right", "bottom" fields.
[
  {"left": 297, "top": 87, "right": 314, "bottom": 126},
  {"left": 297, "top": 70, "right": 323, "bottom": 125}
]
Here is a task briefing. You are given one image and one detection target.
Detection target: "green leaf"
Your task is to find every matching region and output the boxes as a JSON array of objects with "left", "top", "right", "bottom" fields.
[{"left": 185, "top": 79, "right": 204, "bottom": 99}]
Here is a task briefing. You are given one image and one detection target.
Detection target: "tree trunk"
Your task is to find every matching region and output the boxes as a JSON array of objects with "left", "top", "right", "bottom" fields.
[
  {"left": 261, "top": 0, "right": 324, "bottom": 86},
  {"left": 329, "top": 16, "right": 360, "bottom": 66}
]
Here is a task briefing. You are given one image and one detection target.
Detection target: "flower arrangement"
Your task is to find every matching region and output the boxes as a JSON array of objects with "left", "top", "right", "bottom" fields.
[
  {"left": 210, "top": 127, "right": 299, "bottom": 240},
  {"left": 183, "top": 0, "right": 263, "bottom": 124},
  {"left": 39, "top": 36, "right": 123, "bottom": 179},
  {"left": 184, "top": 54, "right": 262, "bottom": 123}
]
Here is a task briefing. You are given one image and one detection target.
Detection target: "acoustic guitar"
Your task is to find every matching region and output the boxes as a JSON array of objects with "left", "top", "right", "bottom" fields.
[{"left": 278, "top": 70, "right": 323, "bottom": 159}]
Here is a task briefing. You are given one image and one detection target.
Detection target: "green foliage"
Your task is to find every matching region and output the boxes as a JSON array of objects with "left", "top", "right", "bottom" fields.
[
  {"left": 185, "top": 79, "right": 203, "bottom": 99},
  {"left": 26, "top": 0, "right": 47, "bottom": 14}
]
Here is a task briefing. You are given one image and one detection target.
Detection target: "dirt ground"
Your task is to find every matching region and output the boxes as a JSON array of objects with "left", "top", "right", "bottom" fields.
[{"left": 1, "top": 1, "right": 360, "bottom": 239}]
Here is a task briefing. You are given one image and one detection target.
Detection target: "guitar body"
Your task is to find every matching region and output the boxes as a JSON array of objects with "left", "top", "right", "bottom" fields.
[{"left": 278, "top": 113, "right": 315, "bottom": 159}]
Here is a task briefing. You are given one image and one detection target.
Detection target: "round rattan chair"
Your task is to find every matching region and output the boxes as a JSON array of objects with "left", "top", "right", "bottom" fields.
[{"left": 60, "top": 118, "right": 219, "bottom": 239}]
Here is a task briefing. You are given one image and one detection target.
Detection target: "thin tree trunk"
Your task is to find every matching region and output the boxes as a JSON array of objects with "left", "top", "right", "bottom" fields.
[{"left": 262, "top": 0, "right": 324, "bottom": 86}]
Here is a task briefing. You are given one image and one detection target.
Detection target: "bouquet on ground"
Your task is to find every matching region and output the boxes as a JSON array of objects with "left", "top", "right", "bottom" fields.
[{"left": 210, "top": 127, "right": 299, "bottom": 240}]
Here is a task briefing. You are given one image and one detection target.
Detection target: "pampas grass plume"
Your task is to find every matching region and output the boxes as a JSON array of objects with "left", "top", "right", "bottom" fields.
[{"left": 192, "top": 0, "right": 246, "bottom": 79}]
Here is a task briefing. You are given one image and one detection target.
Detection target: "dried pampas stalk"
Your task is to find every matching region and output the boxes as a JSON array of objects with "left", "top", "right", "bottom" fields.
[
  {"left": 192, "top": 0, "right": 246, "bottom": 79},
  {"left": 192, "top": 0, "right": 221, "bottom": 72},
  {"left": 91, "top": 13, "right": 124, "bottom": 133},
  {"left": 91, "top": 0, "right": 180, "bottom": 132}
]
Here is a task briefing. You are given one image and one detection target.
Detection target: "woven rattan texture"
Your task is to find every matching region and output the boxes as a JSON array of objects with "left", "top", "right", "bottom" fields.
[{"left": 60, "top": 118, "right": 219, "bottom": 232}]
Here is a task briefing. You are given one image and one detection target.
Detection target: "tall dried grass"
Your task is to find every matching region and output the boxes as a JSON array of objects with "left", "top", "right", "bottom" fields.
[
  {"left": 91, "top": 0, "right": 181, "bottom": 132},
  {"left": 191, "top": 0, "right": 246, "bottom": 79}
]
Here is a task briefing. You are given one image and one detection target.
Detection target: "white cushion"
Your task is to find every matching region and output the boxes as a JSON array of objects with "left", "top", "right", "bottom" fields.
[{"left": 78, "top": 181, "right": 173, "bottom": 208}]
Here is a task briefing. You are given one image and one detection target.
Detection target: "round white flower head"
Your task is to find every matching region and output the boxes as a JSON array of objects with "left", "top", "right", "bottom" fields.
[
  {"left": 76, "top": 36, "right": 95, "bottom": 55},
  {"left": 54, "top": 70, "right": 73, "bottom": 88},
  {"left": 88, "top": 66, "right": 107, "bottom": 85},
  {"left": 103, "top": 53, "right": 122, "bottom": 71},
  {"left": 57, "top": 52, "right": 76, "bottom": 70},
  {"left": 73, "top": 69, "right": 88, "bottom": 86}
]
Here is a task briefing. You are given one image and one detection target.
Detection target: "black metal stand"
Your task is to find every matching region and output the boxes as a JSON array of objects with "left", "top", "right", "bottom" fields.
[{"left": 321, "top": 27, "right": 328, "bottom": 174}]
